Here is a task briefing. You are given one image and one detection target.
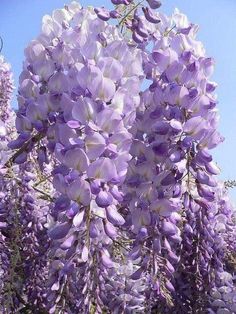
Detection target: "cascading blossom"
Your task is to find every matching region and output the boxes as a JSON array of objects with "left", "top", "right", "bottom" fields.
[
  {"left": 207, "top": 182, "right": 236, "bottom": 314},
  {"left": 0, "top": 56, "right": 15, "bottom": 165},
  {"left": 0, "top": 56, "right": 14, "bottom": 126},
  {"left": 2, "top": 1, "right": 235, "bottom": 313},
  {"left": 120, "top": 6, "right": 235, "bottom": 313},
  {"left": 14, "top": 2, "right": 143, "bottom": 312},
  {"left": 0, "top": 55, "right": 15, "bottom": 311},
  {"left": 0, "top": 55, "right": 52, "bottom": 312}
]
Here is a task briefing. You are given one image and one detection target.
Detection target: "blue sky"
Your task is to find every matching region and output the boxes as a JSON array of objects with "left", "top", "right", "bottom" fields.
[{"left": 1, "top": 0, "right": 236, "bottom": 201}]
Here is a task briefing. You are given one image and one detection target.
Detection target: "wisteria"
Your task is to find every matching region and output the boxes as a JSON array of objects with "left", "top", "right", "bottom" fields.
[
  {"left": 120, "top": 8, "right": 235, "bottom": 312},
  {"left": 0, "top": 0, "right": 235, "bottom": 313},
  {"left": 0, "top": 56, "right": 52, "bottom": 312}
]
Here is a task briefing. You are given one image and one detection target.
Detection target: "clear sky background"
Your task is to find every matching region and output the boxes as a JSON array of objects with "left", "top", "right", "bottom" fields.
[{"left": 1, "top": 0, "right": 236, "bottom": 201}]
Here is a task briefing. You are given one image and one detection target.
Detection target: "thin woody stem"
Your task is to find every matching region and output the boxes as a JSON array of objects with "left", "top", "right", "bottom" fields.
[
  {"left": 33, "top": 186, "right": 54, "bottom": 201},
  {"left": 5, "top": 132, "right": 45, "bottom": 168},
  {"left": 164, "top": 24, "right": 176, "bottom": 36},
  {"left": 118, "top": 0, "right": 144, "bottom": 27},
  {"left": 34, "top": 173, "right": 53, "bottom": 187}
]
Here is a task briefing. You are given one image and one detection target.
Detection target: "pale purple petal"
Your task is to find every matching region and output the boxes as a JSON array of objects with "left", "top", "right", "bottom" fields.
[
  {"left": 87, "top": 157, "right": 118, "bottom": 182},
  {"left": 104, "top": 220, "right": 117, "bottom": 238},
  {"left": 48, "top": 72, "right": 69, "bottom": 93},
  {"left": 67, "top": 179, "right": 91, "bottom": 206},
  {"left": 184, "top": 116, "right": 207, "bottom": 139},
  {"left": 85, "top": 132, "right": 106, "bottom": 160},
  {"left": 105, "top": 206, "right": 125, "bottom": 226},
  {"left": 97, "top": 57, "right": 123, "bottom": 81},
  {"left": 89, "top": 221, "right": 100, "bottom": 238},
  {"left": 61, "top": 234, "right": 76, "bottom": 249},
  {"left": 73, "top": 210, "right": 85, "bottom": 227},
  {"left": 162, "top": 221, "right": 177, "bottom": 236},
  {"left": 150, "top": 199, "right": 179, "bottom": 217},
  {"left": 72, "top": 97, "right": 96, "bottom": 124},
  {"left": 101, "top": 250, "right": 113, "bottom": 268},
  {"left": 81, "top": 245, "right": 89, "bottom": 262},
  {"left": 64, "top": 148, "right": 89, "bottom": 172},
  {"left": 95, "top": 191, "right": 113, "bottom": 208}
]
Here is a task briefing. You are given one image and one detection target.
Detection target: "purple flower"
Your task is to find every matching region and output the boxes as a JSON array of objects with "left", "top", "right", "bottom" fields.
[
  {"left": 87, "top": 157, "right": 118, "bottom": 182},
  {"left": 151, "top": 199, "right": 179, "bottom": 217},
  {"left": 95, "top": 190, "right": 113, "bottom": 208},
  {"left": 63, "top": 148, "right": 89, "bottom": 172},
  {"left": 105, "top": 206, "right": 125, "bottom": 226},
  {"left": 48, "top": 222, "right": 71, "bottom": 240},
  {"left": 85, "top": 132, "right": 106, "bottom": 160},
  {"left": 73, "top": 210, "right": 85, "bottom": 227},
  {"left": 94, "top": 7, "right": 111, "bottom": 21},
  {"left": 162, "top": 221, "right": 177, "bottom": 236},
  {"left": 142, "top": 7, "right": 161, "bottom": 24},
  {"left": 146, "top": 0, "right": 162, "bottom": 9},
  {"left": 101, "top": 250, "right": 113, "bottom": 268},
  {"left": 104, "top": 220, "right": 117, "bottom": 238},
  {"left": 66, "top": 179, "right": 91, "bottom": 206}
]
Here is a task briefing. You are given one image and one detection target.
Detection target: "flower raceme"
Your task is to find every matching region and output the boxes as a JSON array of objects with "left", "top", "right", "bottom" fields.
[
  {"left": 1, "top": 1, "right": 236, "bottom": 313},
  {"left": 14, "top": 2, "right": 144, "bottom": 312},
  {"left": 0, "top": 56, "right": 52, "bottom": 312}
]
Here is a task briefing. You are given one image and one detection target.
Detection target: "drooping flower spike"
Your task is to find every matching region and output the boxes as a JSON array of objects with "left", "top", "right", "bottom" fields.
[{"left": 2, "top": 0, "right": 235, "bottom": 313}]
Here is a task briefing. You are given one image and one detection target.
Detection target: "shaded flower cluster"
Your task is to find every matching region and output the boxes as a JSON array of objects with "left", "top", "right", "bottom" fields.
[{"left": 0, "top": 56, "right": 51, "bottom": 312}]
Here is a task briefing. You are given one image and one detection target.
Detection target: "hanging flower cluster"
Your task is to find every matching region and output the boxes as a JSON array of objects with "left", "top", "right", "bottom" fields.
[
  {"left": 0, "top": 56, "right": 52, "bottom": 313},
  {"left": 121, "top": 8, "right": 234, "bottom": 312},
  {"left": 14, "top": 2, "right": 144, "bottom": 312},
  {"left": 0, "top": 1, "right": 235, "bottom": 313}
]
